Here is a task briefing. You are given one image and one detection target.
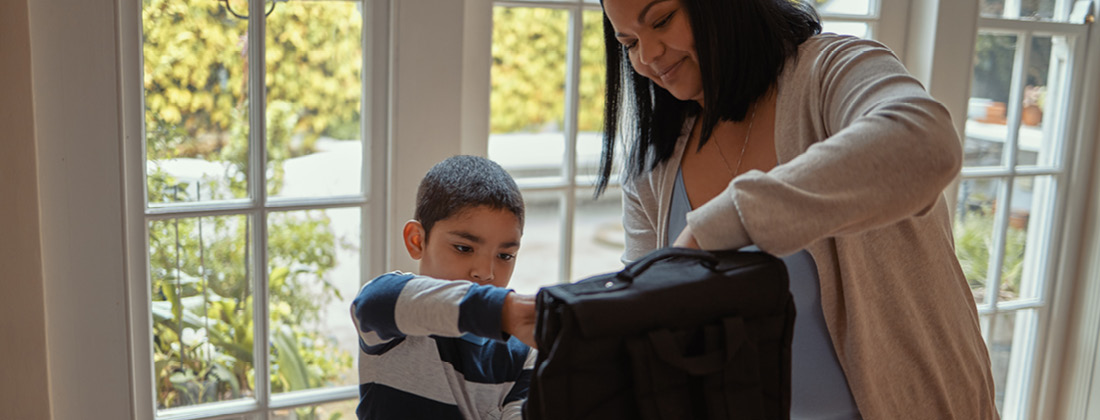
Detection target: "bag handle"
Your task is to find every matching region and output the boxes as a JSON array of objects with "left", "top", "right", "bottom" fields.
[
  {"left": 618, "top": 247, "right": 718, "bottom": 283},
  {"left": 647, "top": 317, "right": 746, "bottom": 376}
]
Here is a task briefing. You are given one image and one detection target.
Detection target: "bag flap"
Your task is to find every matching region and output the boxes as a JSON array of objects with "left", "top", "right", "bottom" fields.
[{"left": 541, "top": 250, "right": 789, "bottom": 338}]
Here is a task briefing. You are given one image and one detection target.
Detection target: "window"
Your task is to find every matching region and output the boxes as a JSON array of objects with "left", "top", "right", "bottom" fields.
[
  {"left": 488, "top": 0, "right": 906, "bottom": 294},
  {"left": 956, "top": 0, "right": 1093, "bottom": 417},
  {"left": 488, "top": 0, "right": 620, "bottom": 293},
  {"left": 126, "top": 0, "right": 385, "bottom": 418}
]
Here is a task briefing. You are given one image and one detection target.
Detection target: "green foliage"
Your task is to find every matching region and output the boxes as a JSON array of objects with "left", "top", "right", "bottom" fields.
[
  {"left": 491, "top": 8, "right": 605, "bottom": 134},
  {"left": 954, "top": 205, "right": 1028, "bottom": 301},
  {"left": 149, "top": 211, "right": 354, "bottom": 412},
  {"left": 142, "top": 0, "right": 362, "bottom": 162},
  {"left": 143, "top": 1, "right": 361, "bottom": 412}
]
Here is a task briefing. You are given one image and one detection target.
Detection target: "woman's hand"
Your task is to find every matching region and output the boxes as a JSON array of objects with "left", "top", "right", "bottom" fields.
[
  {"left": 673, "top": 225, "right": 701, "bottom": 249},
  {"left": 502, "top": 292, "right": 537, "bottom": 349}
]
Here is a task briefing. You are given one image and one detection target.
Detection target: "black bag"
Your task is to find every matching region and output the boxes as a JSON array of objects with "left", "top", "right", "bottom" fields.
[{"left": 525, "top": 248, "right": 794, "bottom": 420}]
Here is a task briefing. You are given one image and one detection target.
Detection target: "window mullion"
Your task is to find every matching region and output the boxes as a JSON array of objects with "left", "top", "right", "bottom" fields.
[
  {"left": 558, "top": 6, "right": 584, "bottom": 284},
  {"left": 983, "top": 178, "right": 1013, "bottom": 315},
  {"left": 247, "top": 0, "right": 271, "bottom": 413},
  {"left": 1003, "top": 31, "right": 1032, "bottom": 165}
]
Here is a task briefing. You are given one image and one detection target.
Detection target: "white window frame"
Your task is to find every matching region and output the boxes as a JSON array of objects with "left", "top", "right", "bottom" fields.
[
  {"left": 120, "top": 0, "right": 390, "bottom": 418},
  {"left": 479, "top": 0, "right": 608, "bottom": 285},
  {"left": 956, "top": 4, "right": 1094, "bottom": 418},
  {"left": 1033, "top": 3, "right": 1100, "bottom": 419}
]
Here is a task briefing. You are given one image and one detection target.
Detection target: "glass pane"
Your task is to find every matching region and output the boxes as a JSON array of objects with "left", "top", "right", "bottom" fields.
[
  {"left": 966, "top": 33, "right": 1018, "bottom": 168},
  {"left": 981, "top": 0, "right": 1058, "bottom": 21},
  {"left": 144, "top": 0, "right": 250, "bottom": 205},
  {"left": 490, "top": 7, "right": 569, "bottom": 180},
  {"left": 268, "top": 208, "right": 361, "bottom": 393},
  {"left": 577, "top": 10, "right": 611, "bottom": 182},
  {"left": 269, "top": 399, "right": 357, "bottom": 419},
  {"left": 511, "top": 192, "right": 563, "bottom": 294},
  {"left": 999, "top": 176, "right": 1055, "bottom": 303},
  {"left": 149, "top": 215, "right": 253, "bottom": 410},
  {"left": 1018, "top": 35, "right": 1070, "bottom": 167},
  {"left": 266, "top": 0, "right": 364, "bottom": 200},
  {"left": 954, "top": 178, "right": 1003, "bottom": 305},
  {"left": 571, "top": 189, "right": 626, "bottom": 281},
  {"left": 821, "top": 21, "right": 869, "bottom": 38},
  {"left": 813, "top": 0, "right": 872, "bottom": 16},
  {"left": 987, "top": 309, "right": 1038, "bottom": 413}
]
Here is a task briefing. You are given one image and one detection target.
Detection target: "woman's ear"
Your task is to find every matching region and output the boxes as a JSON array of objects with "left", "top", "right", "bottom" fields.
[{"left": 403, "top": 220, "right": 426, "bottom": 260}]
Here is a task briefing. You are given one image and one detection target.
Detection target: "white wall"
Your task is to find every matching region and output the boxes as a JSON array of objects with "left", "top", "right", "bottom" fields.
[
  {"left": 387, "top": 0, "right": 470, "bottom": 271},
  {"left": 0, "top": 0, "right": 51, "bottom": 418},
  {"left": 27, "top": 0, "right": 134, "bottom": 418}
]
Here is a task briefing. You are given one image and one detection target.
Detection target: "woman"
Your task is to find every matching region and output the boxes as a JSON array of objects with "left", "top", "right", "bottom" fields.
[{"left": 595, "top": 0, "right": 998, "bottom": 418}]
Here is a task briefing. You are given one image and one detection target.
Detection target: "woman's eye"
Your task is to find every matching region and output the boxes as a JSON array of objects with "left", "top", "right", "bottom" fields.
[
  {"left": 498, "top": 253, "right": 515, "bottom": 262},
  {"left": 654, "top": 11, "right": 675, "bottom": 28},
  {"left": 454, "top": 245, "right": 473, "bottom": 253},
  {"left": 623, "top": 40, "right": 637, "bottom": 51}
]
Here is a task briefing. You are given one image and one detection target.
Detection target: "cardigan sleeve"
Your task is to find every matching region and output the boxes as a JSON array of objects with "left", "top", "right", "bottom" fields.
[
  {"left": 687, "top": 36, "right": 962, "bottom": 256},
  {"left": 621, "top": 172, "right": 660, "bottom": 264}
]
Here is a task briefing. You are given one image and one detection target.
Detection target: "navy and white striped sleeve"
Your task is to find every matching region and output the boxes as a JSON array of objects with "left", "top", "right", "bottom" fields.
[{"left": 350, "top": 272, "right": 513, "bottom": 351}]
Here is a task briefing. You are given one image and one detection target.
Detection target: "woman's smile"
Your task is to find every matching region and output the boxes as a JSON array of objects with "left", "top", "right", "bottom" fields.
[{"left": 658, "top": 57, "right": 686, "bottom": 83}]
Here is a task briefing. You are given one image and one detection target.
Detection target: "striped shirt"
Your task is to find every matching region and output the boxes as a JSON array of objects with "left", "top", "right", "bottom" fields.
[{"left": 350, "top": 272, "right": 535, "bottom": 420}]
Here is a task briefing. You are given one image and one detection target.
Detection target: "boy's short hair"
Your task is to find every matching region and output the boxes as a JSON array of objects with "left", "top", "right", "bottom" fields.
[{"left": 415, "top": 155, "right": 525, "bottom": 238}]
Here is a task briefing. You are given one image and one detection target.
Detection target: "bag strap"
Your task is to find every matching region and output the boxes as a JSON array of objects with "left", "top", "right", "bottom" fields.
[
  {"left": 647, "top": 317, "right": 746, "bottom": 376},
  {"left": 618, "top": 247, "right": 717, "bottom": 283}
]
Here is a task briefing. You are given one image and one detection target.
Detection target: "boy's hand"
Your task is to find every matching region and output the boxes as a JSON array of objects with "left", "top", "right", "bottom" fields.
[{"left": 502, "top": 292, "right": 537, "bottom": 349}]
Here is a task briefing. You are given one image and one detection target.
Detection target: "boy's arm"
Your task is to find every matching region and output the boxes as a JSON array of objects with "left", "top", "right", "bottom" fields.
[{"left": 350, "top": 272, "right": 515, "bottom": 346}]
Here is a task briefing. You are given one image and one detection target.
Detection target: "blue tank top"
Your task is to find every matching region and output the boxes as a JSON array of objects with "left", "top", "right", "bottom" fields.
[{"left": 668, "top": 169, "right": 861, "bottom": 419}]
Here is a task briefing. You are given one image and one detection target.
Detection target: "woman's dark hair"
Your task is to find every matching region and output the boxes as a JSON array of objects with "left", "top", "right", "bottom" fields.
[
  {"left": 415, "top": 155, "right": 525, "bottom": 238},
  {"left": 594, "top": 0, "right": 821, "bottom": 196}
]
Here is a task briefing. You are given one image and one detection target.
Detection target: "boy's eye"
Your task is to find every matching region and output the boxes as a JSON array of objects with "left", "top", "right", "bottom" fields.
[
  {"left": 498, "top": 253, "right": 515, "bottom": 262},
  {"left": 454, "top": 244, "right": 473, "bottom": 253}
]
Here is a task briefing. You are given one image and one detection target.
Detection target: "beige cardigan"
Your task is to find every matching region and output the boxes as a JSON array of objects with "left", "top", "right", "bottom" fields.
[{"left": 621, "top": 34, "right": 998, "bottom": 419}]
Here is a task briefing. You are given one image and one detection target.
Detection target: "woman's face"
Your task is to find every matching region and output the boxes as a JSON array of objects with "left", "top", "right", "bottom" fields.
[{"left": 604, "top": 0, "right": 702, "bottom": 103}]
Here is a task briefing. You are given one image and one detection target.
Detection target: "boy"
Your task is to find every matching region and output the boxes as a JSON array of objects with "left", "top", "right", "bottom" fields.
[{"left": 350, "top": 155, "right": 536, "bottom": 420}]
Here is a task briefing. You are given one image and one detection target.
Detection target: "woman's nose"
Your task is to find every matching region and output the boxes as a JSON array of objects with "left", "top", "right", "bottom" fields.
[{"left": 637, "top": 36, "right": 663, "bottom": 66}]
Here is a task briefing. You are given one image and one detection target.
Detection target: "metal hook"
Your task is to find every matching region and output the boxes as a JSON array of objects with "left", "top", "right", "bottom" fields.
[{"left": 220, "top": 0, "right": 282, "bottom": 20}]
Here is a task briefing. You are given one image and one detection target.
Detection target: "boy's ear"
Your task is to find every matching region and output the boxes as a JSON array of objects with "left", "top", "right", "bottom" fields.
[{"left": 403, "top": 220, "right": 426, "bottom": 260}]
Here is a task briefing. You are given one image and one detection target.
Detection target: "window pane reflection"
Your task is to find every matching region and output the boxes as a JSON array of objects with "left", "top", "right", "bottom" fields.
[
  {"left": 267, "top": 208, "right": 361, "bottom": 393},
  {"left": 966, "top": 33, "right": 1018, "bottom": 168},
  {"left": 821, "top": 21, "right": 870, "bottom": 38},
  {"left": 149, "top": 214, "right": 253, "bottom": 410},
  {"left": 144, "top": 0, "right": 250, "bottom": 205},
  {"left": 954, "top": 178, "right": 1003, "bottom": 305},
  {"left": 265, "top": 0, "right": 364, "bottom": 200},
  {"left": 987, "top": 309, "right": 1038, "bottom": 413},
  {"left": 511, "top": 192, "right": 563, "bottom": 294},
  {"left": 814, "top": 0, "right": 872, "bottom": 16},
  {"left": 1017, "top": 35, "right": 1070, "bottom": 167},
  {"left": 571, "top": 189, "right": 626, "bottom": 281},
  {"left": 490, "top": 7, "right": 570, "bottom": 179},
  {"left": 998, "top": 176, "right": 1055, "bottom": 304}
]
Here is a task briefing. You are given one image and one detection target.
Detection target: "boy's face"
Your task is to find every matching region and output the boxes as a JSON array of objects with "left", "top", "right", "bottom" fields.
[{"left": 403, "top": 205, "right": 522, "bottom": 288}]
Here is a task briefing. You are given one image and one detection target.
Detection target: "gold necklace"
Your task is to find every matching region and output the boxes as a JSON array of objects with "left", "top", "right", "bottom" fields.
[{"left": 712, "top": 102, "right": 758, "bottom": 176}]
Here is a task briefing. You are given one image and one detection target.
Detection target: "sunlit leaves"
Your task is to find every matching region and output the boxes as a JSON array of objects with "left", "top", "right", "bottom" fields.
[{"left": 491, "top": 8, "right": 606, "bottom": 134}]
